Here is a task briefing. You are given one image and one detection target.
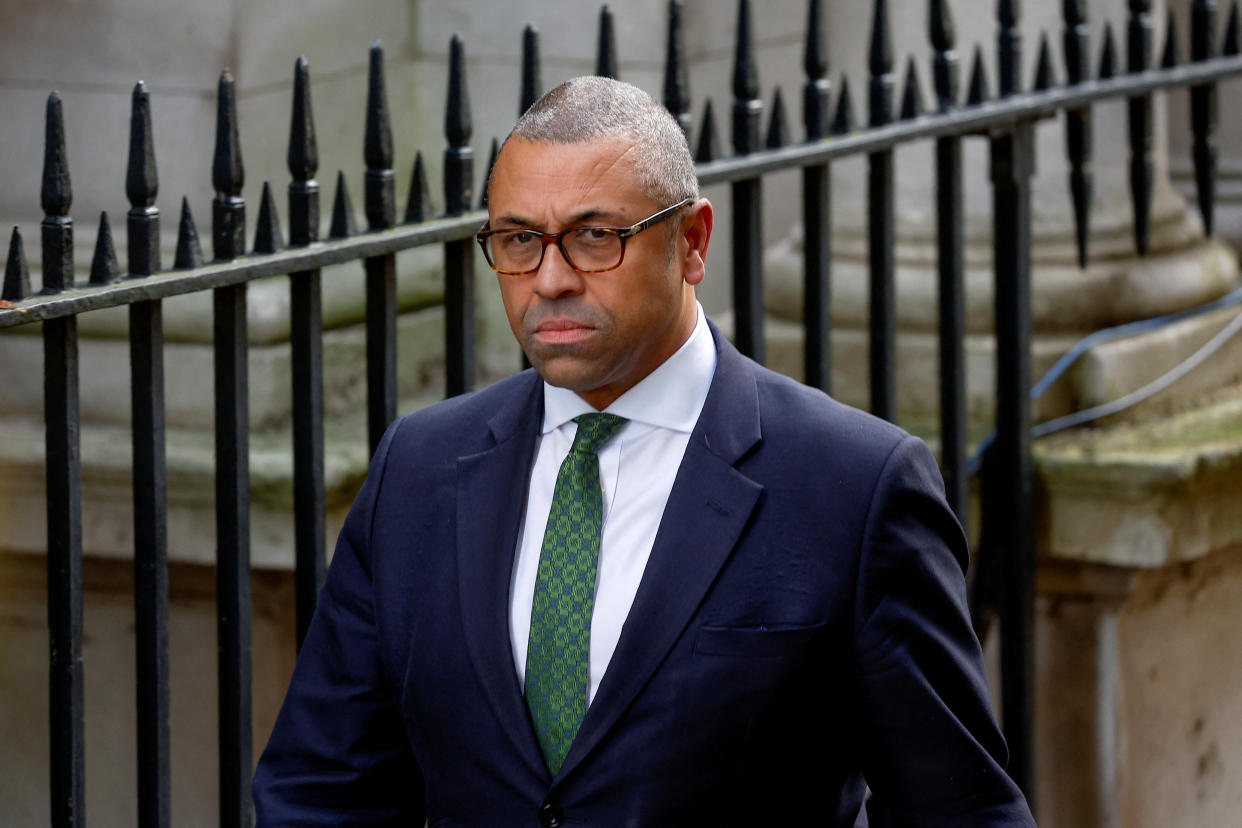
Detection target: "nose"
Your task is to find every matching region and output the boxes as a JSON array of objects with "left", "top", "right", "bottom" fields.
[{"left": 531, "top": 240, "right": 584, "bottom": 300}]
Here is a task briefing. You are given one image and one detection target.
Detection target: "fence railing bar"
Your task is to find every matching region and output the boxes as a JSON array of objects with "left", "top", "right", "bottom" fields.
[
  {"left": 213, "top": 282, "right": 254, "bottom": 828},
  {"left": 364, "top": 43, "right": 398, "bottom": 455},
  {"left": 119, "top": 77, "right": 175, "bottom": 828},
  {"left": 288, "top": 56, "right": 327, "bottom": 650},
  {"left": 0, "top": 213, "right": 486, "bottom": 327},
  {"left": 130, "top": 298, "right": 171, "bottom": 828},
  {"left": 209, "top": 69, "right": 253, "bottom": 828},
  {"left": 992, "top": 2, "right": 1037, "bottom": 804},
  {"left": 1128, "top": 1, "right": 1156, "bottom": 255},
  {"left": 931, "top": 0, "right": 967, "bottom": 524},
  {"left": 801, "top": 0, "right": 831, "bottom": 393},
  {"left": 731, "top": 0, "right": 765, "bottom": 363},
  {"left": 867, "top": 0, "right": 896, "bottom": 421},
  {"left": 990, "top": 121, "right": 1037, "bottom": 804},
  {"left": 44, "top": 314, "right": 85, "bottom": 828},
  {"left": 41, "top": 89, "right": 85, "bottom": 827},
  {"left": 1191, "top": 0, "right": 1219, "bottom": 237},
  {"left": 445, "top": 34, "right": 476, "bottom": 398},
  {"left": 1064, "top": 0, "right": 1094, "bottom": 269},
  {"left": 8, "top": 52, "right": 1242, "bottom": 329}
]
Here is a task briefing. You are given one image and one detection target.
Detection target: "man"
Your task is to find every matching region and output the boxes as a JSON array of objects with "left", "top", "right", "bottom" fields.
[{"left": 254, "top": 77, "right": 1035, "bottom": 826}]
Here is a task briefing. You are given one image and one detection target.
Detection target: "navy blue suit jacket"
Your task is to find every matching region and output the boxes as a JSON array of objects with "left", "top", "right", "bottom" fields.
[{"left": 254, "top": 325, "right": 1035, "bottom": 826}]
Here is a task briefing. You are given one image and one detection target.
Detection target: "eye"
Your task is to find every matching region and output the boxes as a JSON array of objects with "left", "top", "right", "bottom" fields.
[
  {"left": 573, "top": 228, "right": 616, "bottom": 246},
  {"left": 501, "top": 230, "right": 537, "bottom": 248}
]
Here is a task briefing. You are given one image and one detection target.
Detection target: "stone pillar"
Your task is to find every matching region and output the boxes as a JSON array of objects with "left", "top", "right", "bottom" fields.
[
  {"left": 1034, "top": 562, "right": 1135, "bottom": 828},
  {"left": 763, "top": 0, "right": 1237, "bottom": 425}
]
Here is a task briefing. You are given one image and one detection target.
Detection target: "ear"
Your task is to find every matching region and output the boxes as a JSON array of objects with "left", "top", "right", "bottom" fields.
[{"left": 680, "top": 198, "right": 713, "bottom": 286}]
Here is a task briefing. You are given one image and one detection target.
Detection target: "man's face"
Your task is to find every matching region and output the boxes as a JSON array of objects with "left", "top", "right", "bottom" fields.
[{"left": 487, "top": 137, "right": 709, "bottom": 410}]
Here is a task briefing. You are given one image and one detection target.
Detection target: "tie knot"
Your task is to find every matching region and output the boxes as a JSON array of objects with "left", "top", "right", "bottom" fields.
[{"left": 569, "top": 413, "right": 628, "bottom": 455}]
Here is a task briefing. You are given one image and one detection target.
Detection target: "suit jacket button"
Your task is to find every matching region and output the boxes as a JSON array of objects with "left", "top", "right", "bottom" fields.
[{"left": 539, "top": 802, "right": 564, "bottom": 828}]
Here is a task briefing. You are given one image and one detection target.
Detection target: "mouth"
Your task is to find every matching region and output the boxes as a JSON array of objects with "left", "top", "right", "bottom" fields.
[{"left": 532, "top": 317, "right": 595, "bottom": 345}]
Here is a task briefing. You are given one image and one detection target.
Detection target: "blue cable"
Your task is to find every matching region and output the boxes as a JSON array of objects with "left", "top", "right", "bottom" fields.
[{"left": 965, "top": 283, "right": 1242, "bottom": 478}]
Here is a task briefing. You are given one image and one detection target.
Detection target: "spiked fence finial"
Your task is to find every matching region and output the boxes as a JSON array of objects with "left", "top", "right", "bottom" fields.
[
  {"left": 444, "top": 33, "right": 474, "bottom": 217},
  {"left": 1162, "top": 10, "right": 1184, "bottom": 67},
  {"left": 521, "top": 24, "right": 542, "bottom": 115},
  {"left": 803, "top": 0, "right": 831, "bottom": 139},
  {"left": 174, "top": 197, "right": 204, "bottom": 269},
  {"left": 3, "top": 227, "right": 30, "bottom": 301},
  {"left": 597, "top": 5, "right": 619, "bottom": 79},
  {"left": 869, "top": 0, "right": 895, "bottom": 127},
  {"left": 41, "top": 92, "right": 75, "bottom": 293},
  {"left": 479, "top": 138, "right": 500, "bottom": 210},
  {"left": 832, "top": 76, "right": 856, "bottom": 134},
  {"left": 329, "top": 170, "right": 357, "bottom": 239},
  {"left": 998, "top": 0, "right": 1023, "bottom": 97},
  {"left": 1225, "top": 2, "right": 1241, "bottom": 55},
  {"left": 405, "top": 152, "right": 433, "bottom": 224},
  {"left": 695, "top": 100, "right": 721, "bottom": 162},
  {"left": 127, "top": 81, "right": 161, "bottom": 274},
  {"left": 766, "top": 88, "right": 789, "bottom": 148},
  {"left": 1099, "top": 22, "right": 1119, "bottom": 77},
  {"left": 930, "top": 0, "right": 959, "bottom": 112},
  {"left": 289, "top": 57, "right": 319, "bottom": 183},
  {"left": 1034, "top": 32, "right": 1056, "bottom": 89},
  {"left": 127, "top": 82, "right": 159, "bottom": 209},
  {"left": 967, "top": 45, "right": 991, "bottom": 104},
  {"left": 901, "top": 57, "right": 926, "bottom": 118},
  {"left": 213, "top": 70, "right": 244, "bottom": 198},
  {"left": 90, "top": 212, "right": 120, "bottom": 285},
  {"left": 254, "top": 181, "right": 284, "bottom": 254},
  {"left": 42, "top": 92, "right": 72, "bottom": 218},
  {"left": 366, "top": 42, "right": 396, "bottom": 231},
  {"left": 664, "top": 0, "right": 692, "bottom": 135},
  {"left": 1063, "top": 0, "right": 1090, "bottom": 84}
]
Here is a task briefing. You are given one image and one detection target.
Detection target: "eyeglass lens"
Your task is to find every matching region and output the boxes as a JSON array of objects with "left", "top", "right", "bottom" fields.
[{"left": 484, "top": 228, "right": 623, "bottom": 274}]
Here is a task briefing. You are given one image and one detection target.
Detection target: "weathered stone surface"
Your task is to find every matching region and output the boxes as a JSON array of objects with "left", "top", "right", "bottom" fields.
[
  {"left": 1037, "top": 389, "right": 1242, "bottom": 568},
  {"left": 0, "top": 553, "right": 297, "bottom": 826}
]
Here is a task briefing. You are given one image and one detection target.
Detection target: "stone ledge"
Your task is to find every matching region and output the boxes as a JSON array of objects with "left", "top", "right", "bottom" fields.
[{"left": 1036, "top": 388, "right": 1242, "bottom": 569}]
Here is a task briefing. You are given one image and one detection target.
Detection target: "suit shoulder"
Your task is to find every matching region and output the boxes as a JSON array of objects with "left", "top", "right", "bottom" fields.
[
  {"left": 751, "top": 365, "right": 911, "bottom": 464},
  {"left": 384, "top": 370, "right": 539, "bottom": 457}
]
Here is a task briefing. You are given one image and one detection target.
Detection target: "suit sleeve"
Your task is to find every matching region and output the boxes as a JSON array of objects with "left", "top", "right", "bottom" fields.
[
  {"left": 253, "top": 421, "right": 425, "bottom": 827},
  {"left": 852, "top": 436, "right": 1035, "bottom": 827}
]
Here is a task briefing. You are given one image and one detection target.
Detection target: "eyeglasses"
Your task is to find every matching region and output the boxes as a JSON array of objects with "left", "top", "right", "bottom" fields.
[{"left": 476, "top": 197, "right": 694, "bottom": 275}]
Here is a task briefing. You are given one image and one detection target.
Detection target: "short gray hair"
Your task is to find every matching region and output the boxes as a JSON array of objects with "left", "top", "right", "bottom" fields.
[{"left": 500, "top": 76, "right": 699, "bottom": 206}]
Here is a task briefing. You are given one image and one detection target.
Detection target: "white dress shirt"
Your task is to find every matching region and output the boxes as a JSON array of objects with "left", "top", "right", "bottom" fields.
[{"left": 509, "top": 304, "right": 717, "bottom": 704}]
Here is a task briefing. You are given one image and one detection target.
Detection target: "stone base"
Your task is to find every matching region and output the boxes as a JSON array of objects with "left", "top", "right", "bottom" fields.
[
  {"left": 0, "top": 552, "right": 297, "bottom": 826},
  {"left": 1025, "top": 383, "right": 1242, "bottom": 827}
]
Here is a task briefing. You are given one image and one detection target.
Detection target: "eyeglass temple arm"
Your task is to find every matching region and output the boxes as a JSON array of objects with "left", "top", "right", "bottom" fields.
[{"left": 620, "top": 198, "right": 694, "bottom": 238}]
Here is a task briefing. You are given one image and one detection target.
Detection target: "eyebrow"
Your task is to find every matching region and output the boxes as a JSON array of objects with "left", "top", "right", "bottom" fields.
[{"left": 492, "top": 207, "right": 630, "bottom": 230}]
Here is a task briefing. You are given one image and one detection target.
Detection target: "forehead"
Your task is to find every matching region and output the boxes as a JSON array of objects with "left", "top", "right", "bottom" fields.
[{"left": 487, "top": 137, "right": 654, "bottom": 225}]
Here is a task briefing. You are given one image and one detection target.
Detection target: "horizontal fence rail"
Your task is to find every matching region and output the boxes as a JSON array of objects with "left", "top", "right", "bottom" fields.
[{"left": 1, "top": 0, "right": 1239, "bottom": 823}]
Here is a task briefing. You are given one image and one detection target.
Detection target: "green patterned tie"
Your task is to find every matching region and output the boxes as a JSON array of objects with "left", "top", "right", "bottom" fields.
[{"left": 525, "top": 412, "right": 628, "bottom": 774}]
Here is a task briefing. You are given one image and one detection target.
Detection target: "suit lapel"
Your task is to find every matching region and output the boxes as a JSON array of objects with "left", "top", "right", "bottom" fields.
[
  {"left": 455, "top": 372, "right": 550, "bottom": 782},
  {"left": 557, "top": 328, "right": 765, "bottom": 781}
]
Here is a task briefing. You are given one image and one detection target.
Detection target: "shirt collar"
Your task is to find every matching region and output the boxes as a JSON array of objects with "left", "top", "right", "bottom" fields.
[{"left": 541, "top": 302, "right": 717, "bottom": 435}]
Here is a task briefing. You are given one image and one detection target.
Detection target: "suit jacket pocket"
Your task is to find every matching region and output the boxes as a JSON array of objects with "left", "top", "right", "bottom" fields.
[{"left": 693, "top": 622, "right": 825, "bottom": 658}]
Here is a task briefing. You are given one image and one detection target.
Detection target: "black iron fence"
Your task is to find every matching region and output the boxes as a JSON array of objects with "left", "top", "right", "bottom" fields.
[{"left": 0, "top": 0, "right": 1236, "bottom": 824}]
